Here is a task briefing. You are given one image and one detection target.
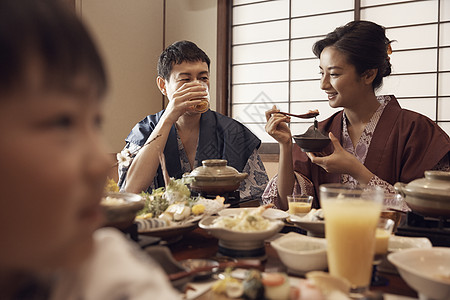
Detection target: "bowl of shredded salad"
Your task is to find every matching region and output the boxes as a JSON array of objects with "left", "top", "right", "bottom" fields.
[{"left": 199, "top": 206, "right": 284, "bottom": 252}]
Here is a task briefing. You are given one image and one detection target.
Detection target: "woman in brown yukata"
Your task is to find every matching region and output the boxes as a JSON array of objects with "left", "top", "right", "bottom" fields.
[{"left": 263, "top": 20, "right": 450, "bottom": 211}]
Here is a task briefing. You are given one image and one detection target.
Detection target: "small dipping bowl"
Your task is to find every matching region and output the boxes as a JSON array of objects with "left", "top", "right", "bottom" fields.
[
  {"left": 292, "top": 121, "right": 330, "bottom": 153},
  {"left": 293, "top": 133, "right": 331, "bottom": 153},
  {"left": 271, "top": 232, "right": 328, "bottom": 275},
  {"left": 101, "top": 192, "right": 144, "bottom": 229}
]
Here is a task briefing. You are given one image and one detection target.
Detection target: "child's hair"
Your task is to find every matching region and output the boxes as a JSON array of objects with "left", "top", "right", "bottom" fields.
[
  {"left": 0, "top": 0, "right": 107, "bottom": 98},
  {"left": 313, "top": 20, "right": 393, "bottom": 90},
  {"left": 157, "top": 40, "right": 210, "bottom": 81}
]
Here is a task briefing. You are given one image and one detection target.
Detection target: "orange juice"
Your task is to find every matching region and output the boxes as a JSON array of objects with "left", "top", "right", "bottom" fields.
[
  {"left": 374, "top": 228, "right": 390, "bottom": 255},
  {"left": 322, "top": 199, "right": 382, "bottom": 288},
  {"left": 288, "top": 202, "right": 312, "bottom": 214}
]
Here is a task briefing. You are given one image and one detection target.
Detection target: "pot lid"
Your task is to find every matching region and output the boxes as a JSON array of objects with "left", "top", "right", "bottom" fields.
[{"left": 402, "top": 171, "right": 450, "bottom": 199}]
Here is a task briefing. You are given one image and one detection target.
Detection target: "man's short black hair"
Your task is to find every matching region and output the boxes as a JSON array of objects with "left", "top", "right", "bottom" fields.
[{"left": 157, "top": 40, "right": 210, "bottom": 81}]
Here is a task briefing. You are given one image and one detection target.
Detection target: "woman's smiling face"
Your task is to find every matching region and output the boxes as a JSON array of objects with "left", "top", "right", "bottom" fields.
[
  {"left": 0, "top": 73, "right": 111, "bottom": 273},
  {"left": 319, "top": 46, "right": 371, "bottom": 109}
]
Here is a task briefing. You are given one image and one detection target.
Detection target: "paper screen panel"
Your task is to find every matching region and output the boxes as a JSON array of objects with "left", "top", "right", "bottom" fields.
[
  {"left": 291, "top": 0, "right": 353, "bottom": 17},
  {"left": 290, "top": 80, "right": 326, "bottom": 101},
  {"left": 386, "top": 25, "right": 437, "bottom": 50},
  {"left": 233, "top": 20, "right": 289, "bottom": 45},
  {"left": 291, "top": 59, "right": 321, "bottom": 81},
  {"left": 438, "top": 98, "right": 450, "bottom": 120},
  {"left": 291, "top": 37, "right": 323, "bottom": 60},
  {"left": 379, "top": 74, "right": 436, "bottom": 98},
  {"left": 233, "top": 41, "right": 289, "bottom": 64},
  {"left": 232, "top": 61, "right": 288, "bottom": 84},
  {"left": 232, "top": 82, "right": 288, "bottom": 104},
  {"left": 361, "top": 1, "right": 438, "bottom": 27},
  {"left": 233, "top": 0, "right": 288, "bottom": 25},
  {"left": 291, "top": 12, "right": 353, "bottom": 39}
]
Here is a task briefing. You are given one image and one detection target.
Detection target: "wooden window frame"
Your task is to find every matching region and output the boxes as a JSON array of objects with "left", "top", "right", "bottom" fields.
[{"left": 216, "top": 0, "right": 232, "bottom": 116}]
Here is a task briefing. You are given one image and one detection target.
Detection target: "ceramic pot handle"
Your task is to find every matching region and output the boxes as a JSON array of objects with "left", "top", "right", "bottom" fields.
[{"left": 394, "top": 182, "right": 406, "bottom": 198}]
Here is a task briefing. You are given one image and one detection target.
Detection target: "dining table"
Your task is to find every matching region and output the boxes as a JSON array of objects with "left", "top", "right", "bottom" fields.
[{"left": 165, "top": 224, "right": 419, "bottom": 300}]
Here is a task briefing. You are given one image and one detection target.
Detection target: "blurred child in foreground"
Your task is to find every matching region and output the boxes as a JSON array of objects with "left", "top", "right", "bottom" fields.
[{"left": 0, "top": 0, "right": 180, "bottom": 299}]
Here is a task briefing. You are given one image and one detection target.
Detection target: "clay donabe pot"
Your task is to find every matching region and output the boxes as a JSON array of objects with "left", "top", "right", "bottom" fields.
[
  {"left": 183, "top": 159, "right": 248, "bottom": 194},
  {"left": 394, "top": 171, "right": 450, "bottom": 218}
]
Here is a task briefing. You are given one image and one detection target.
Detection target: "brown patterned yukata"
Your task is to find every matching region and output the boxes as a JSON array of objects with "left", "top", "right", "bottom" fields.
[{"left": 263, "top": 95, "right": 450, "bottom": 210}]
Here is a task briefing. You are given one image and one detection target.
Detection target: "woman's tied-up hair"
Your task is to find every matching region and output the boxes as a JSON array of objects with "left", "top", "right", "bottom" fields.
[{"left": 313, "top": 20, "right": 393, "bottom": 90}]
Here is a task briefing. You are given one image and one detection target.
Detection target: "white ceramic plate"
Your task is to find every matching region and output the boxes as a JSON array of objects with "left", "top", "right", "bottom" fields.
[
  {"left": 136, "top": 216, "right": 202, "bottom": 241},
  {"left": 218, "top": 207, "right": 289, "bottom": 220},
  {"left": 288, "top": 215, "right": 325, "bottom": 237},
  {"left": 388, "top": 235, "right": 433, "bottom": 252},
  {"left": 377, "top": 235, "right": 432, "bottom": 274}
]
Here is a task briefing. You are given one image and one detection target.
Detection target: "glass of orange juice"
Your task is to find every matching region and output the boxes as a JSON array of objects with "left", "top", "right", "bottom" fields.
[
  {"left": 371, "top": 217, "right": 395, "bottom": 286},
  {"left": 287, "top": 195, "right": 313, "bottom": 216},
  {"left": 374, "top": 218, "right": 395, "bottom": 257},
  {"left": 320, "top": 184, "right": 383, "bottom": 296}
]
